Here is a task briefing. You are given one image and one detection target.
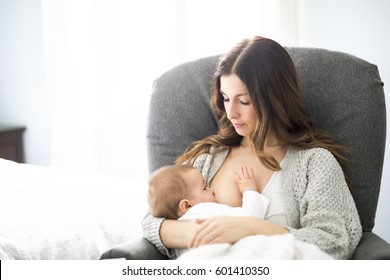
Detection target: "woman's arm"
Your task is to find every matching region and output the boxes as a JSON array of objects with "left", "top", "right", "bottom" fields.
[
  {"left": 160, "top": 219, "right": 198, "bottom": 248},
  {"left": 286, "top": 148, "right": 362, "bottom": 259},
  {"left": 142, "top": 212, "right": 168, "bottom": 255},
  {"left": 189, "top": 216, "right": 288, "bottom": 248},
  {"left": 142, "top": 211, "right": 198, "bottom": 258}
]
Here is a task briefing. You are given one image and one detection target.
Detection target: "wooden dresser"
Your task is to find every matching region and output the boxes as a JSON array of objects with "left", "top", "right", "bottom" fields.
[{"left": 0, "top": 125, "right": 26, "bottom": 163}]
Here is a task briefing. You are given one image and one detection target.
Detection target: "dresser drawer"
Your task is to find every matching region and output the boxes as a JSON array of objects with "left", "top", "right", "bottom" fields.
[{"left": 0, "top": 126, "right": 26, "bottom": 163}]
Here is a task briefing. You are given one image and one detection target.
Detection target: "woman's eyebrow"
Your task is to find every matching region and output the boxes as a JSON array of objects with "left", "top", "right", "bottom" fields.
[
  {"left": 220, "top": 90, "right": 248, "bottom": 97},
  {"left": 220, "top": 91, "right": 248, "bottom": 97}
]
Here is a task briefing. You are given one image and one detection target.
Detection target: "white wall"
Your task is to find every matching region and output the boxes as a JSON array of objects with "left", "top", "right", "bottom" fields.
[
  {"left": 295, "top": 0, "right": 390, "bottom": 243},
  {"left": 0, "top": 0, "right": 50, "bottom": 165}
]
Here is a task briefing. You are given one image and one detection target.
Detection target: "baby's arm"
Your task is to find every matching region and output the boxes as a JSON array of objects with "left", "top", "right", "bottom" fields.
[
  {"left": 234, "top": 165, "right": 270, "bottom": 218},
  {"left": 234, "top": 165, "right": 258, "bottom": 193}
]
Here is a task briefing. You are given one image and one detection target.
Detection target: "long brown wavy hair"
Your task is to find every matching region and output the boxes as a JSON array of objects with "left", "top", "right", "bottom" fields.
[{"left": 176, "top": 36, "right": 349, "bottom": 177}]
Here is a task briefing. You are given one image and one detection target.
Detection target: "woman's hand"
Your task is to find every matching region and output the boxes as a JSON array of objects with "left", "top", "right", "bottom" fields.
[
  {"left": 188, "top": 216, "right": 289, "bottom": 249},
  {"left": 188, "top": 216, "right": 256, "bottom": 248}
]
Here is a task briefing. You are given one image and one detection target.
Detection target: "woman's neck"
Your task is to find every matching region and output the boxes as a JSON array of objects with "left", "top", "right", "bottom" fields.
[
  {"left": 240, "top": 135, "right": 286, "bottom": 152},
  {"left": 240, "top": 137, "right": 253, "bottom": 149}
]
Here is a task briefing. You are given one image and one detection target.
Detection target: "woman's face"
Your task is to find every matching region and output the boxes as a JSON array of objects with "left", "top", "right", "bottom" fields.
[{"left": 220, "top": 74, "right": 257, "bottom": 137}]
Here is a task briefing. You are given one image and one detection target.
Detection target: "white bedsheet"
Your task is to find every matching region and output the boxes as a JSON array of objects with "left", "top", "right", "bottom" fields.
[
  {"left": 0, "top": 158, "right": 146, "bottom": 260},
  {"left": 178, "top": 234, "right": 334, "bottom": 260}
]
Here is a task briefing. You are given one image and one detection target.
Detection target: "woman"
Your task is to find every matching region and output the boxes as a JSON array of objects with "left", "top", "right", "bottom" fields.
[{"left": 142, "top": 36, "right": 362, "bottom": 259}]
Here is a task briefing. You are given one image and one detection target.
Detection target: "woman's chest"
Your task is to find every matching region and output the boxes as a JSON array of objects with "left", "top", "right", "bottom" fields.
[{"left": 209, "top": 151, "right": 275, "bottom": 207}]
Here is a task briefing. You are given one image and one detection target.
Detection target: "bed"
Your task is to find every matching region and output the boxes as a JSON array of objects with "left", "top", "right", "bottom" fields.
[{"left": 0, "top": 158, "right": 146, "bottom": 260}]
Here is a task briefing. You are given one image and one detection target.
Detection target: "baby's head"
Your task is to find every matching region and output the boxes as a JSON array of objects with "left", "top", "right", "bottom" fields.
[{"left": 148, "top": 165, "right": 215, "bottom": 219}]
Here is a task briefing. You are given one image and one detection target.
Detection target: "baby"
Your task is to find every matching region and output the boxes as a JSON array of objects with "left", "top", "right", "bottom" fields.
[
  {"left": 148, "top": 164, "right": 270, "bottom": 257},
  {"left": 148, "top": 164, "right": 270, "bottom": 227}
]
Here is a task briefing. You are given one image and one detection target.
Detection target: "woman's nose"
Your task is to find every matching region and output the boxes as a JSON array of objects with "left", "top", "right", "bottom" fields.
[{"left": 226, "top": 102, "right": 239, "bottom": 120}]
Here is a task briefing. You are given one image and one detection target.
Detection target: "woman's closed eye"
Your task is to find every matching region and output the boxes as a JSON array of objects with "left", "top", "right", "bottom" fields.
[
  {"left": 221, "top": 92, "right": 251, "bottom": 105},
  {"left": 224, "top": 98, "right": 251, "bottom": 106},
  {"left": 239, "top": 100, "right": 251, "bottom": 105}
]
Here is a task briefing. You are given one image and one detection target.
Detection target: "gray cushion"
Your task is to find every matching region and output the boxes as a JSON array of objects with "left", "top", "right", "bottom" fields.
[
  {"left": 100, "top": 238, "right": 168, "bottom": 260},
  {"left": 287, "top": 47, "right": 386, "bottom": 232},
  {"left": 353, "top": 232, "right": 390, "bottom": 259},
  {"left": 147, "top": 55, "right": 219, "bottom": 173},
  {"left": 147, "top": 47, "right": 386, "bottom": 232}
]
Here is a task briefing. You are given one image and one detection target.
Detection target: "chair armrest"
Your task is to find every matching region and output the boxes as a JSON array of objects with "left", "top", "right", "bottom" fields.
[
  {"left": 100, "top": 238, "right": 168, "bottom": 260},
  {"left": 352, "top": 232, "right": 390, "bottom": 260}
]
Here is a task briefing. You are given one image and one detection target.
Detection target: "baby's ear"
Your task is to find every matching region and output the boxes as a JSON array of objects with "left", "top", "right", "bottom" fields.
[{"left": 178, "top": 199, "right": 191, "bottom": 214}]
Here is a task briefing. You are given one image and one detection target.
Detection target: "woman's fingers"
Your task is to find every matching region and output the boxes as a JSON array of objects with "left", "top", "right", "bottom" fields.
[
  {"left": 189, "top": 218, "right": 219, "bottom": 248},
  {"left": 189, "top": 216, "right": 241, "bottom": 248},
  {"left": 189, "top": 216, "right": 288, "bottom": 250},
  {"left": 194, "top": 218, "right": 207, "bottom": 225}
]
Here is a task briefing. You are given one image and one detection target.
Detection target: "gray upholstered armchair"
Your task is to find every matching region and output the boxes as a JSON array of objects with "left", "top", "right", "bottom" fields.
[{"left": 101, "top": 47, "right": 390, "bottom": 260}]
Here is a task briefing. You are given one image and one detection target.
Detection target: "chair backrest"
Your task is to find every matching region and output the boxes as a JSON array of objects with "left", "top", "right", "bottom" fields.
[{"left": 147, "top": 47, "right": 386, "bottom": 232}]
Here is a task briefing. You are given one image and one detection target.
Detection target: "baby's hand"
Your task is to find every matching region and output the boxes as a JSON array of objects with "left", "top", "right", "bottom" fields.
[{"left": 234, "top": 165, "right": 258, "bottom": 193}]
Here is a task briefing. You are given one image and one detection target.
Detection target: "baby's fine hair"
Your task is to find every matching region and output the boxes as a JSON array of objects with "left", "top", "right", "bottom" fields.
[{"left": 148, "top": 164, "right": 194, "bottom": 219}]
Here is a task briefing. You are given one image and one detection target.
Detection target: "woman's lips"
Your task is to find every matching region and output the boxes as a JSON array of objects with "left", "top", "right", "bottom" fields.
[{"left": 233, "top": 123, "right": 245, "bottom": 128}]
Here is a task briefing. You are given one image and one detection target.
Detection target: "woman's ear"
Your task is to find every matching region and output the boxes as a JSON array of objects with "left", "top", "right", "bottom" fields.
[{"left": 178, "top": 199, "right": 191, "bottom": 214}]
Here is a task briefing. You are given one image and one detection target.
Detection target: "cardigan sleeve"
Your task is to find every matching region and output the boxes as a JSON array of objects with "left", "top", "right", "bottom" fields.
[
  {"left": 141, "top": 211, "right": 175, "bottom": 258},
  {"left": 286, "top": 148, "right": 362, "bottom": 259}
]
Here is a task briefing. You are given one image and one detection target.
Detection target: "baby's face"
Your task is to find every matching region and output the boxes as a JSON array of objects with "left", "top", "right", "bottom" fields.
[{"left": 183, "top": 168, "right": 216, "bottom": 204}]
